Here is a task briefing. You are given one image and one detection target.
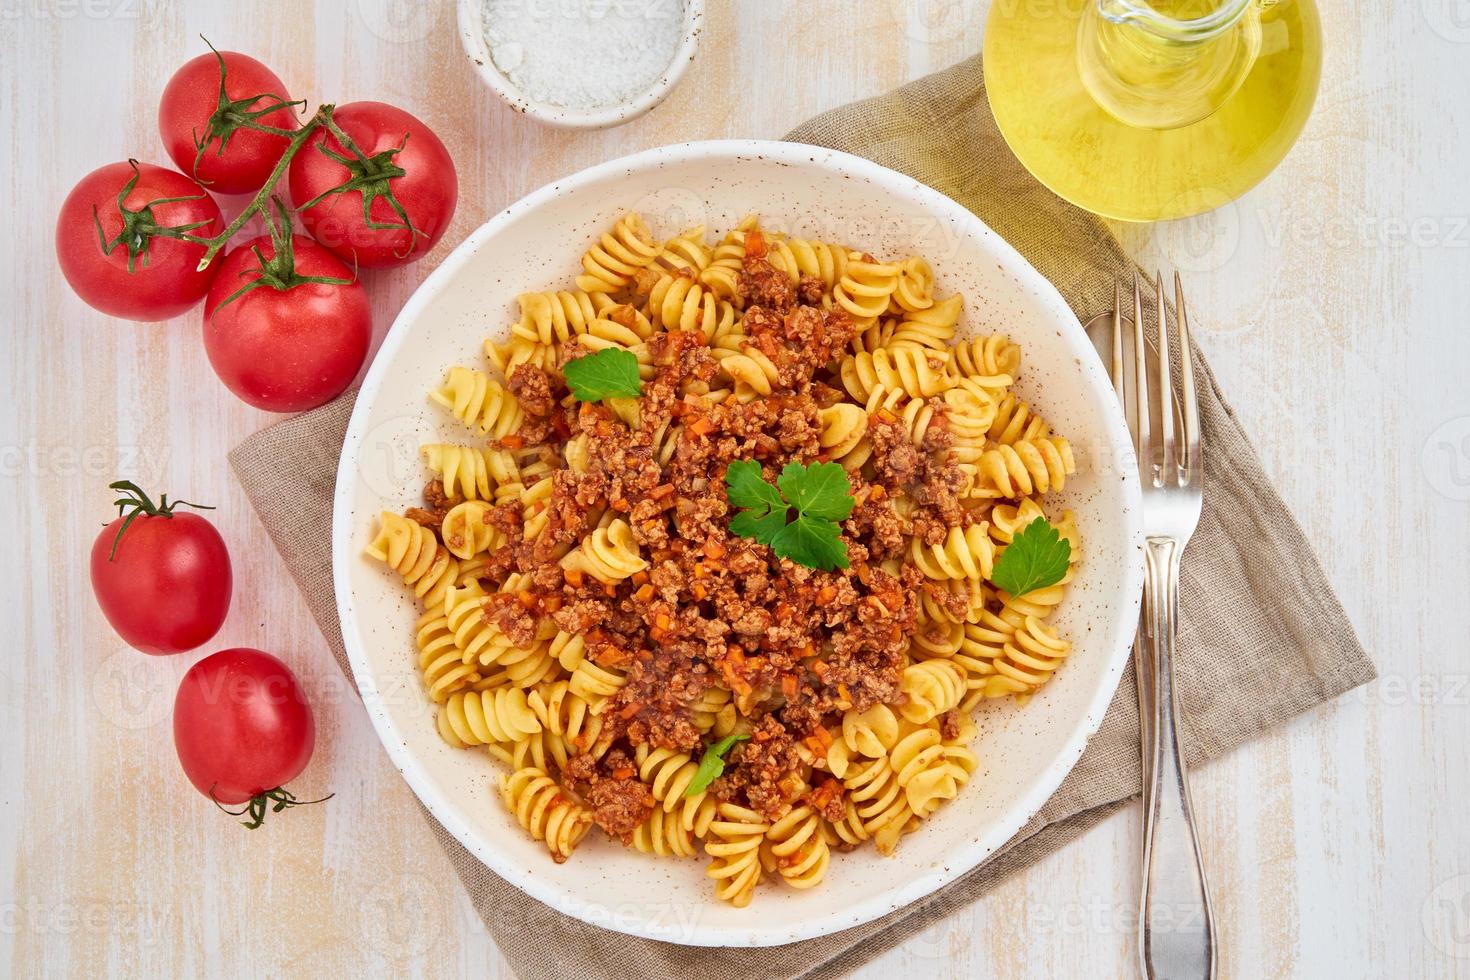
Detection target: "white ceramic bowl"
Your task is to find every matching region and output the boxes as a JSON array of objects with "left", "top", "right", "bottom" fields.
[
  {"left": 333, "top": 139, "right": 1145, "bottom": 946},
  {"left": 456, "top": 0, "right": 703, "bottom": 129}
]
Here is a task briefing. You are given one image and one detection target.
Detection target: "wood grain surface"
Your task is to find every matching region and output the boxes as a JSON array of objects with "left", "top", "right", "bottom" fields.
[{"left": 2, "top": 1, "right": 1466, "bottom": 976}]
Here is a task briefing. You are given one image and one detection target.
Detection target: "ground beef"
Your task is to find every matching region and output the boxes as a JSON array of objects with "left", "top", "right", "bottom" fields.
[
  {"left": 508, "top": 363, "right": 556, "bottom": 418},
  {"left": 564, "top": 750, "right": 653, "bottom": 842},
  {"left": 424, "top": 479, "right": 454, "bottom": 512},
  {"left": 739, "top": 253, "right": 795, "bottom": 312},
  {"left": 405, "top": 506, "right": 445, "bottom": 530}
]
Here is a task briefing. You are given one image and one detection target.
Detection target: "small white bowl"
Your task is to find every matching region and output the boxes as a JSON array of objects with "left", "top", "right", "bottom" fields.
[
  {"left": 333, "top": 140, "right": 1146, "bottom": 946},
  {"left": 456, "top": 0, "right": 703, "bottom": 129}
]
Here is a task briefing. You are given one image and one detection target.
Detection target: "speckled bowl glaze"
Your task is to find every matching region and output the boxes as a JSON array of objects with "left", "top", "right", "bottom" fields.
[
  {"left": 333, "top": 140, "right": 1145, "bottom": 947},
  {"left": 457, "top": 0, "right": 703, "bottom": 129}
]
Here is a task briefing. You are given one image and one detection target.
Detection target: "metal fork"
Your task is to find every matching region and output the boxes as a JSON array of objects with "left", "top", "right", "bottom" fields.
[{"left": 1089, "top": 271, "right": 1213, "bottom": 979}]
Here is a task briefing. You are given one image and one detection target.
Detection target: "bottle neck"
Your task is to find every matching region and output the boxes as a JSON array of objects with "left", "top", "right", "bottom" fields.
[
  {"left": 1078, "top": 0, "right": 1264, "bottom": 131},
  {"left": 1097, "top": 0, "right": 1255, "bottom": 40}
]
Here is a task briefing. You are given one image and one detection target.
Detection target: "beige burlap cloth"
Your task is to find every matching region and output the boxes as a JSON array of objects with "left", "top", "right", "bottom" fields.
[{"left": 230, "top": 54, "right": 1373, "bottom": 979}]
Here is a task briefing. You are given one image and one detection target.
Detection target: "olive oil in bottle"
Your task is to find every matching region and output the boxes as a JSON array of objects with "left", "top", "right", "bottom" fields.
[{"left": 984, "top": 0, "right": 1322, "bottom": 221}]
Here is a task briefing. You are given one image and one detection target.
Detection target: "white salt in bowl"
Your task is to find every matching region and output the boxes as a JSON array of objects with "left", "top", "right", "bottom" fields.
[
  {"left": 333, "top": 140, "right": 1146, "bottom": 945},
  {"left": 457, "top": 0, "right": 703, "bottom": 129}
]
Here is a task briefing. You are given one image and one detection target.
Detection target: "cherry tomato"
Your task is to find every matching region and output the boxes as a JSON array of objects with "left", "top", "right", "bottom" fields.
[
  {"left": 89, "top": 483, "right": 232, "bottom": 655},
  {"left": 288, "top": 101, "right": 457, "bottom": 268},
  {"left": 173, "top": 649, "right": 319, "bottom": 817},
  {"left": 158, "top": 48, "right": 299, "bottom": 195},
  {"left": 56, "top": 161, "right": 223, "bottom": 321},
  {"left": 203, "top": 223, "right": 371, "bottom": 412}
]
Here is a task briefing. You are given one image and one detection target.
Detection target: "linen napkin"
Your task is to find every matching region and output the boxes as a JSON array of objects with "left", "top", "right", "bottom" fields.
[{"left": 230, "top": 53, "right": 1374, "bottom": 979}]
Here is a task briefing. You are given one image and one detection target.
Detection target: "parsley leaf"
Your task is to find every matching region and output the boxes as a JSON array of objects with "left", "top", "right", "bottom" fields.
[
  {"left": 729, "top": 509, "right": 789, "bottom": 545},
  {"left": 771, "top": 514, "right": 849, "bottom": 571},
  {"left": 563, "top": 348, "right": 642, "bottom": 402},
  {"left": 685, "top": 733, "right": 751, "bottom": 797},
  {"left": 725, "top": 460, "right": 788, "bottom": 517},
  {"left": 724, "top": 459, "right": 853, "bottom": 570},
  {"left": 989, "top": 517, "right": 1072, "bottom": 597},
  {"left": 776, "top": 461, "right": 854, "bottom": 522}
]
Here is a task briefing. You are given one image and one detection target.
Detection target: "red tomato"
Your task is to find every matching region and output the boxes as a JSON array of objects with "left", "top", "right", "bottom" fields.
[
  {"left": 173, "top": 649, "right": 317, "bottom": 810},
  {"left": 89, "top": 484, "right": 232, "bottom": 655},
  {"left": 56, "top": 161, "right": 223, "bottom": 321},
  {"left": 288, "top": 101, "right": 457, "bottom": 268},
  {"left": 203, "top": 231, "right": 371, "bottom": 412},
  {"left": 158, "top": 49, "right": 299, "bottom": 194}
]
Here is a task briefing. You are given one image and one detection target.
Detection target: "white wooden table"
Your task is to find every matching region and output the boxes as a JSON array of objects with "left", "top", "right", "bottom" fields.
[{"left": 3, "top": 1, "right": 1467, "bottom": 976}]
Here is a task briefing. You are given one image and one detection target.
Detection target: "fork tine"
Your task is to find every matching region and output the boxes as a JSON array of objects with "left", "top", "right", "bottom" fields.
[
  {"left": 1174, "top": 271, "right": 1201, "bottom": 484},
  {"left": 1111, "top": 280, "right": 1125, "bottom": 404},
  {"left": 1155, "top": 271, "right": 1176, "bottom": 484},
  {"left": 1132, "top": 270, "right": 1152, "bottom": 485}
]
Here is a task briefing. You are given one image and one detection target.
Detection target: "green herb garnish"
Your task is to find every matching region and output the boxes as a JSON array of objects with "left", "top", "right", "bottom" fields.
[
  {"left": 685, "top": 733, "right": 751, "bottom": 797},
  {"left": 725, "top": 460, "right": 854, "bottom": 571},
  {"left": 989, "top": 517, "right": 1071, "bottom": 597},
  {"left": 563, "top": 347, "right": 642, "bottom": 402}
]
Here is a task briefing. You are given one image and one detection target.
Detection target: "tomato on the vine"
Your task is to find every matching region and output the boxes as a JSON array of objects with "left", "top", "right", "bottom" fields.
[
  {"left": 56, "top": 161, "right": 223, "bottom": 321},
  {"left": 203, "top": 200, "right": 371, "bottom": 412},
  {"left": 158, "top": 46, "right": 300, "bottom": 195},
  {"left": 289, "top": 101, "right": 457, "bottom": 268},
  {"left": 174, "top": 648, "right": 326, "bottom": 826},
  {"left": 89, "top": 482, "right": 232, "bottom": 655}
]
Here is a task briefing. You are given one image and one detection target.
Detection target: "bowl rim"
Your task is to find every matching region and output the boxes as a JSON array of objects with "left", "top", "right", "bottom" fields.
[
  {"left": 455, "top": 0, "right": 704, "bottom": 129},
  {"left": 332, "top": 138, "right": 1146, "bottom": 946}
]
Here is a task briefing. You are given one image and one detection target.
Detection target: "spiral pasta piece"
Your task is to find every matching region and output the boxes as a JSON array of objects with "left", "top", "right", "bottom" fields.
[
  {"left": 500, "top": 767, "right": 594, "bottom": 863},
  {"left": 536, "top": 680, "right": 605, "bottom": 757},
  {"left": 841, "top": 703, "right": 901, "bottom": 758},
  {"left": 560, "top": 517, "right": 647, "bottom": 584},
  {"left": 888, "top": 726, "right": 962, "bottom": 819},
  {"left": 763, "top": 805, "right": 831, "bottom": 889},
  {"left": 827, "top": 799, "right": 871, "bottom": 847},
  {"left": 817, "top": 402, "right": 870, "bottom": 471},
  {"left": 512, "top": 289, "right": 612, "bottom": 345},
  {"left": 909, "top": 525, "right": 996, "bottom": 581},
  {"left": 890, "top": 292, "right": 962, "bottom": 349},
  {"left": 833, "top": 254, "right": 900, "bottom": 323},
  {"left": 951, "top": 333, "right": 1021, "bottom": 386},
  {"left": 431, "top": 367, "right": 525, "bottom": 439},
  {"left": 942, "top": 384, "right": 999, "bottom": 452},
  {"left": 648, "top": 273, "right": 738, "bottom": 342},
  {"left": 440, "top": 500, "right": 501, "bottom": 560},
  {"left": 654, "top": 226, "right": 714, "bottom": 275},
  {"left": 983, "top": 615, "right": 1072, "bottom": 700},
  {"left": 974, "top": 437, "right": 1076, "bottom": 497},
  {"left": 910, "top": 616, "right": 966, "bottom": 658},
  {"left": 890, "top": 256, "right": 935, "bottom": 313},
  {"left": 987, "top": 391, "right": 1051, "bottom": 445},
  {"left": 575, "top": 212, "right": 660, "bottom": 294},
  {"left": 898, "top": 660, "right": 967, "bottom": 724},
  {"left": 569, "top": 660, "right": 627, "bottom": 711},
  {"left": 365, "top": 511, "right": 458, "bottom": 608},
  {"left": 705, "top": 803, "right": 769, "bottom": 907},
  {"left": 839, "top": 347, "right": 955, "bottom": 401},
  {"left": 417, "top": 609, "right": 479, "bottom": 702},
  {"left": 421, "top": 444, "right": 499, "bottom": 501},
  {"left": 443, "top": 581, "right": 508, "bottom": 666},
  {"left": 633, "top": 806, "right": 698, "bottom": 858},
  {"left": 484, "top": 335, "right": 556, "bottom": 378},
  {"left": 521, "top": 476, "right": 555, "bottom": 543},
  {"left": 767, "top": 237, "right": 850, "bottom": 290},
  {"left": 437, "top": 686, "right": 545, "bottom": 748},
  {"left": 713, "top": 344, "right": 782, "bottom": 400},
  {"left": 637, "top": 745, "right": 718, "bottom": 837},
  {"left": 842, "top": 755, "right": 910, "bottom": 854}
]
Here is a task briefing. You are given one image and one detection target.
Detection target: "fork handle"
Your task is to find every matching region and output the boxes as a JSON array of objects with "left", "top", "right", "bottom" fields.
[{"left": 1139, "top": 536, "right": 1216, "bottom": 980}]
